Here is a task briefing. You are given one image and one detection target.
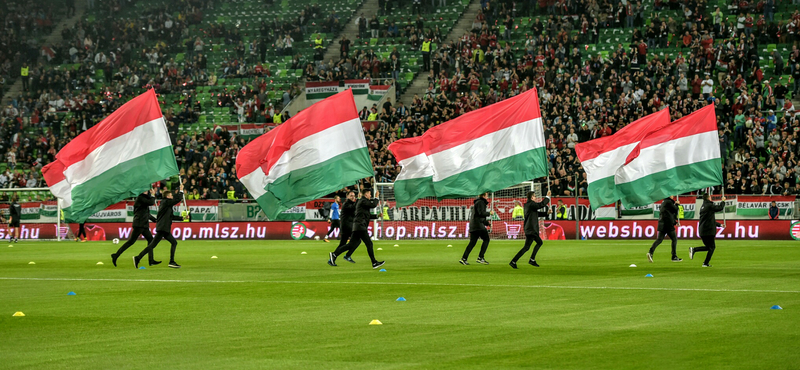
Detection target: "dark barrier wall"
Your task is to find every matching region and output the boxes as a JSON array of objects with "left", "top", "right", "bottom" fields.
[{"left": 17, "top": 220, "right": 800, "bottom": 241}]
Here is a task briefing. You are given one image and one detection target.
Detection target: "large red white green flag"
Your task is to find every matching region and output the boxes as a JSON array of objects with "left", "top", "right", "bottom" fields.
[
  {"left": 42, "top": 90, "right": 179, "bottom": 222},
  {"left": 388, "top": 88, "right": 547, "bottom": 206},
  {"left": 236, "top": 89, "right": 373, "bottom": 220},
  {"left": 575, "top": 109, "right": 672, "bottom": 210},
  {"left": 614, "top": 104, "right": 722, "bottom": 207}
]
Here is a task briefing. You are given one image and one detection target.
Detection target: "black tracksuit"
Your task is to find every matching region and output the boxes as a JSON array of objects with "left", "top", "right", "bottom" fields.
[
  {"left": 462, "top": 197, "right": 491, "bottom": 260},
  {"left": 8, "top": 201, "right": 20, "bottom": 227},
  {"left": 114, "top": 192, "right": 156, "bottom": 259},
  {"left": 136, "top": 193, "right": 183, "bottom": 264},
  {"left": 332, "top": 199, "right": 357, "bottom": 257},
  {"left": 650, "top": 197, "right": 679, "bottom": 258},
  {"left": 696, "top": 199, "right": 725, "bottom": 265},
  {"left": 335, "top": 196, "right": 380, "bottom": 264},
  {"left": 512, "top": 197, "right": 550, "bottom": 263}
]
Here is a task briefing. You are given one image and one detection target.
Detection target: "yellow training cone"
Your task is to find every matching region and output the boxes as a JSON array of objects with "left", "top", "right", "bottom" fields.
[
  {"left": 28, "top": 262, "right": 35, "bottom": 265},
  {"left": 13, "top": 312, "right": 25, "bottom": 317},
  {"left": 300, "top": 252, "right": 307, "bottom": 255},
  {"left": 96, "top": 262, "right": 104, "bottom": 265},
  {"left": 8, "top": 244, "right": 12, "bottom": 247},
  {"left": 211, "top": 256, "right": 218, "bottom": 259},
  {"left": 369, "top": 320, "right": 382, "bottom": 325}
]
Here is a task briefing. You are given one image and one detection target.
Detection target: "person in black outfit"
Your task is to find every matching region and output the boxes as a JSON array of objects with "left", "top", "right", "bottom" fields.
[
  {"left": 647, "top": 196, "right": 683, "bottom": 262},
  {"left": 328, "top": 191, "right": 358, "bottom": 262},
  {"left": 328, "top": 188, "right": 384, "bottom": 269},
  {"left": 134, "top": 186, "right": 185, "bottom": 269},
  {"left": 690, "top": 194, "right": 725, "bottom": 267},
  {"left": 111, "top": 189, "right": 157, "bottom": 267},
  {"left": 460, "top": 192, "right": 494, "bottom": 265},
  {"left": 75, "top": 222, "right": 87, "bottom": 242},
  {"left": 7, "top": 195, "right": 21, "bottom": 242},
  {"left": 510, "top": 190, "right": 552, "bottom": 269}
]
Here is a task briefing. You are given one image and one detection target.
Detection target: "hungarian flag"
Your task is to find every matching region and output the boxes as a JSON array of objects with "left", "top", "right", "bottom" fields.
[
  {"left": 575, "top": 109, "right": 671, "bottom": 210},
  {"left": 614, "top": 104, "right": 722, "bottom": 207},
  {"left": 42, "top": 90, "right": 179, "bottom": 223},
  {"left": 236, "top": 89, "right": 373, "bottom": 220},
  {"left": 388, "top": 88, "right": 547, "bottom": 206}
]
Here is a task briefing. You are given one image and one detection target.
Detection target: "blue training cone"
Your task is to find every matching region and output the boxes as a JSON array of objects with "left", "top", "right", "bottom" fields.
[
  {"left": 645, "top": 274, "right": 653, "bottom": 277},
  {"left": 139, "top": 266, "right": 146, "bottom": 270},
  {"left": 379, "top": 269, "right": 386, "bottom": 272},
  {"left": 67, "top": 292, "right": 76, "bottom": 296},
  {"left": 771, "top": 305, "right": 783, "bottom": 310},
  {"left": 396, "top": 297, "right": 406, "bottom": 301}
]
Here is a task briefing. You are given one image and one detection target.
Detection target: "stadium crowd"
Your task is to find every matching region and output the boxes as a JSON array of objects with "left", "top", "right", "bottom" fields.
[{"left": 2, "top": 0, "right": 800, "bottom": 202}]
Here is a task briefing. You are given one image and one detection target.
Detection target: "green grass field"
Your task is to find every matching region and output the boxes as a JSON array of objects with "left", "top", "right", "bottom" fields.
[{"left": 1, "top": 238, "right": 798, "bottom": 369}]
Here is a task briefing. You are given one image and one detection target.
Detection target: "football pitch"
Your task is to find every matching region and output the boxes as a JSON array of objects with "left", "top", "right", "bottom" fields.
[{"left": 1, "top": 239, "right": 798, "bottom": 369}]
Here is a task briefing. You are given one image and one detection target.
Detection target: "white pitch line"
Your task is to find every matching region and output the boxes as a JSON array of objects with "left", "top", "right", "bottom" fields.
[{"left": 0, "top": 277, "right": 798, "bottom": 294}]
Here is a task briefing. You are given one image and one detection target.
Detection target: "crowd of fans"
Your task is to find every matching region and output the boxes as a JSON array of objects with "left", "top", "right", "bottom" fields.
[{"left": 2, "top": 0, "right": 800, "bottom": 204}]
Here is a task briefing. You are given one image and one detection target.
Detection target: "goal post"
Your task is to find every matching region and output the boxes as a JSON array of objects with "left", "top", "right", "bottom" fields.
[
  {"left": 0, "top": 187, "right": 63, "bottom": 241},
  {"left": 374, "top": 182, "right": 542, "bottom": 241}
]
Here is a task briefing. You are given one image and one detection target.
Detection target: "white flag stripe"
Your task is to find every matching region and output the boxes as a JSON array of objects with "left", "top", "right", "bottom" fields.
[
  {"left": 62, "top": 117, "right": 172, "bottom": 188},
  {"left": 581, "top": 142, "right": 639, "bottom": 183},
  {"left": 263, "top": 118, "right": 367, "bottom": 187},
  {"left": 615, "top": 131, "right": 721, "bottom": 184},
  {"left": 239, "top": 169, "right": 268, "bottom": 199},
  {"left": 428, "top": 118, "right": 545, "bottom": 181},
  {"left": 396, "top": 153, "right": 434, "bottom": 181},
  {"left": 49, "top": 180, "right": 74, "bottom": 209}
]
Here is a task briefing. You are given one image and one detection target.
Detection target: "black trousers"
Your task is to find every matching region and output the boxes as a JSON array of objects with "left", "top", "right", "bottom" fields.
[
  {"left": 76, "top": 223, "right": 86, "bottom": 239},
  {"left": 462, "top": 229, "right": 490, "bottom": 260},
  {"left": 335, "top": 229, "right": 376, "bottom": 263},
  {"left": 114, "top": 227, "right": 154, "bottom": 259},
  {"left": 332, "top": 225, "right": 355, "bottom": 257},
  {"left": 326, "top": 219, "right": 341, "bottom": 237},
  {"left": 512, "top": 233, "right": 543, "bottom": 262},
  {"left": 650, "top": 229, "right": 678, "bottom": 258},
  {"left": 137, "top": 230, "right": 178, "bottom": 263},
  {"left": 695, "top": 235, "right": 716, "bottom": 265}
]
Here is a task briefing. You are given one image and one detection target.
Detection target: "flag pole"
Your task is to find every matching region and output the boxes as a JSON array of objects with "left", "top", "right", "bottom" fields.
[
  {"left": 721, "top": 185, "right": 726, "bottom": 229},
  {"left": 178, "top": 175, "right": 189, "bottom": 221}
]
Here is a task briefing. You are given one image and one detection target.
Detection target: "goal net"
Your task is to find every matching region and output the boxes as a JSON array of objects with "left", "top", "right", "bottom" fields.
[
  {"left": 374, "top": 182, "right": 542, "bottom": 240},
  {"left": 0, "top": 188, "right": 61, "bottom": 241}
]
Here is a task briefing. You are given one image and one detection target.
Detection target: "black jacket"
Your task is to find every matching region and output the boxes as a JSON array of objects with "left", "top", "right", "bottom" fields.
[
  {"left": 658, "top": 197, "right": 678, "bottom": 232},
  {"left": 155, "top": 193, "right": 184, "bottom": 232},
  {"left": 698, "top": 199, "right": 725, "bottom": 237},
  {"left": 132, "top": 192, "right": 157, "bottom": 228},
  {"left": 352, "top": 196, "right": 379, "bottom": 231},
  {"left": 469, "top": 197, "right": 491, "bottom": 232},
  {"left": 341, "top": 199, "right": 356, "bottom": 230},
  {"left": 524, "top": 198, "right": 550, "bottom": 235},
  {"left": 8, "top": 201, "right": 20, "bottom": 221}
]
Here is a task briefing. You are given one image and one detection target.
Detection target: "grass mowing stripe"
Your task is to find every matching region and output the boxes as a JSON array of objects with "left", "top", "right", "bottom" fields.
[{"left": 2, "top": 276, "right": 798, "bottom": 294}]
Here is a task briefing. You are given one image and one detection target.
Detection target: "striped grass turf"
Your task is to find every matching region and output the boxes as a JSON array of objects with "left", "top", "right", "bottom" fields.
[{"left": 1, "top": 239, "right": 798, "bottom": 369}]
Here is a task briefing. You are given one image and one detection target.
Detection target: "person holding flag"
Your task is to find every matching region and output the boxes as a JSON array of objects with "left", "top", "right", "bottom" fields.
[
  {"left": 648, "top": 196, "right": 682, "bottom": 263},
  {"left": 510, "top": 190, "right": 551, "bottom": 269},
  {"left": 328, "top": 188, "right": 384, "bottom": 269},
  {"left": 111, "top": 188, "right": 157, "bottom": 267},
  {"left": 690, "top": 194, "right": 726, "bottom": 267},
  {"left": 460, "top": 192, "right": 494, "bottom": 265},
  {"left": 133, "top": 185, "right": 185, "bottom": 269},
  {"left": 328, "top": 190, "right": 358, "bottom": 262}
]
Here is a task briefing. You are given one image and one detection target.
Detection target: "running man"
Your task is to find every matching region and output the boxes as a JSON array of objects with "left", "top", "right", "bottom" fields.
[
  {"left": 460, "top": 192, "right": 494, "bottom": 265},
  {"left": 328, "top": 188, "right": 384, "bottom": 269},
  {"left": 690, "top": 194, "right": 726, "bottom": 267},
  {"left": 647, "top": 196, "right": 682, "bottom": 262}
]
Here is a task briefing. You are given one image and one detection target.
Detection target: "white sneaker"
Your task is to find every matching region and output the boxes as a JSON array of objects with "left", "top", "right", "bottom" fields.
[
  {"left": 689, "top": 247, "right": 694, "bottom": 260},
  {"left": 646, "top": 253, "right": 653, "bottom": 263}
]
